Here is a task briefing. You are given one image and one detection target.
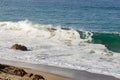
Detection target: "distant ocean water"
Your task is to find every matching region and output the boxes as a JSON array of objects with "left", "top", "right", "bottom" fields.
[
  {"left": 0, "top": 0, "right": 120, "bottom": 52},
  {"left": 0, "top": 0, "right": 120, "bottom": 79}
]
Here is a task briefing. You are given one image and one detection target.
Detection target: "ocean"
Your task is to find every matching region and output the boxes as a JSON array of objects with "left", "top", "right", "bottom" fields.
[{"left": 0, "top": 0, "right": 120, "bottom": 79}]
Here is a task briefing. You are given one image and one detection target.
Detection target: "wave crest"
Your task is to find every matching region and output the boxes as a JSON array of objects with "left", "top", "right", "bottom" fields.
[{"left": 0, "top": 20, "right": 92, "bottom": 45}]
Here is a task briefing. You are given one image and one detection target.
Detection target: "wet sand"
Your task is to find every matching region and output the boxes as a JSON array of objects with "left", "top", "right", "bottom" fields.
[
  {"left": 0, "top": 59, "right": 119, "bottom": 80},
  {"left": 0, "top": 63, "right": 69, "bottom": 80}
]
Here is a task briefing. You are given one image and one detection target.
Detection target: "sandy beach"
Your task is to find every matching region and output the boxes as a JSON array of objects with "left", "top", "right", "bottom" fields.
[
  {"left": 0, "top": 63, "right": 69, "bottom": 80},
  {"left": 0, "top": 59, "right": 120, "bottom": 80}
]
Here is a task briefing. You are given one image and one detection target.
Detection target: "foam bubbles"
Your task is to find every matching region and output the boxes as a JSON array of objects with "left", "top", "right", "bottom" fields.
[{"left": 0, "top": 20, "right": 120, "bottom": 79}]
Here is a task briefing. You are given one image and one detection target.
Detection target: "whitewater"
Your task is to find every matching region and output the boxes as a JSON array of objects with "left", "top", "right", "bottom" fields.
[{"left": 0, "top": 20, "right": 120, "bottom": 79}]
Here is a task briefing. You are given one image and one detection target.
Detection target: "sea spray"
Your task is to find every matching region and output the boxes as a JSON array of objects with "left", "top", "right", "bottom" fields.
[{"left": 0, "top": 20, "right": 120, "bottom": 79}]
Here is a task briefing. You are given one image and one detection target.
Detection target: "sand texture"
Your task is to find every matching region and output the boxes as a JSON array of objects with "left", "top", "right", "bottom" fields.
[{"left": 0, "top": 64, "right": 69, "bottom": 80}]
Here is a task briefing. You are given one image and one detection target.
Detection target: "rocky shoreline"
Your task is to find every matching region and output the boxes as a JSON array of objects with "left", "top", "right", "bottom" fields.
[
  {"left": 0, "top": 59, "right": 120, "bottom": 80},
  {"left": 0, "top": 64, "right": 45, "bottom": 80},
  {"left": 0, "top": 64, "right": 69, "bottom": 80}
]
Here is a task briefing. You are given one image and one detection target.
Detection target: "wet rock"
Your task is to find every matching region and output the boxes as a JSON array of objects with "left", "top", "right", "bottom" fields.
[
  {"left": 2, "top": 67, "right": 27, "bottom": 77},
  {"left": 0, "top": 64, "right": 46, "bottom": 80},
  {"left": 32, "top": 74, "right": 45, "bottom": 80},
  {"left": 26, "top": 73, "right": 33, "bottom": 77},
  {"left": 11, "top": 44, "right": 27, "bottom": 51},
  {"left": 0, "top": 64, "right": 9, "bottom": 69},
  {"left": 14, "top": 69, "right": 27, "bottom": 77}
]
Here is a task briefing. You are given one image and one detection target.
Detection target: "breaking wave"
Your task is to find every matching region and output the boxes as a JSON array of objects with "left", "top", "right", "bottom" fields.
[{"left": 0, "top": 20, "right": 120, "bottom": 79}]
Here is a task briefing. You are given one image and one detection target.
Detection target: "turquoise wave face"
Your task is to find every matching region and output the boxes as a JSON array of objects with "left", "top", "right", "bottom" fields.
[
  {"left": 77, "top": 30, "right": 120, "bottom": 53},
  {"left": 92, "top": 32, "right": 120, "bottom": 53}
]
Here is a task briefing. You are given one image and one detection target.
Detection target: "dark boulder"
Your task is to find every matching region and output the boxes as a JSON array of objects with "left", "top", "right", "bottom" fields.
[
  {"left": 26, "top": 73, "right": 33, "bottom": 77},
  {"left": 0, "top": 64, "right": 9, "bottom": 69},
  {"left": 32, "top": 74, "right": 45, "bottom": 80},
  {"left": 1, "top": 66, "right": 27, "bottom": 77},
  {"left": 11, "top": 44, "right": 27, "bottom": 51},
  {"left": 14, "top": 68, "right": 27, "bottom": 77}
]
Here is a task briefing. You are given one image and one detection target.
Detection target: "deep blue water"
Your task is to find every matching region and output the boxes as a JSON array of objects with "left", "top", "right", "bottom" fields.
[
  {"left": 0, "top": 0, "right": 120, "bottom": 52},
  {"left": 0, "top": 0, "right": 120, "bottom": 32}
]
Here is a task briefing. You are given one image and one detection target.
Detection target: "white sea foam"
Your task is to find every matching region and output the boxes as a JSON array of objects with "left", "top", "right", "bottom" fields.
[{"left": 0, "top": 20, "right": 120, "bottom": 79}]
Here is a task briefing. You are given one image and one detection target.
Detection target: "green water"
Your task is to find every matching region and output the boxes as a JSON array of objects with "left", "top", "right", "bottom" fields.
[{"left": 92, "top": 32, "right": 120, "bottom": 53}]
